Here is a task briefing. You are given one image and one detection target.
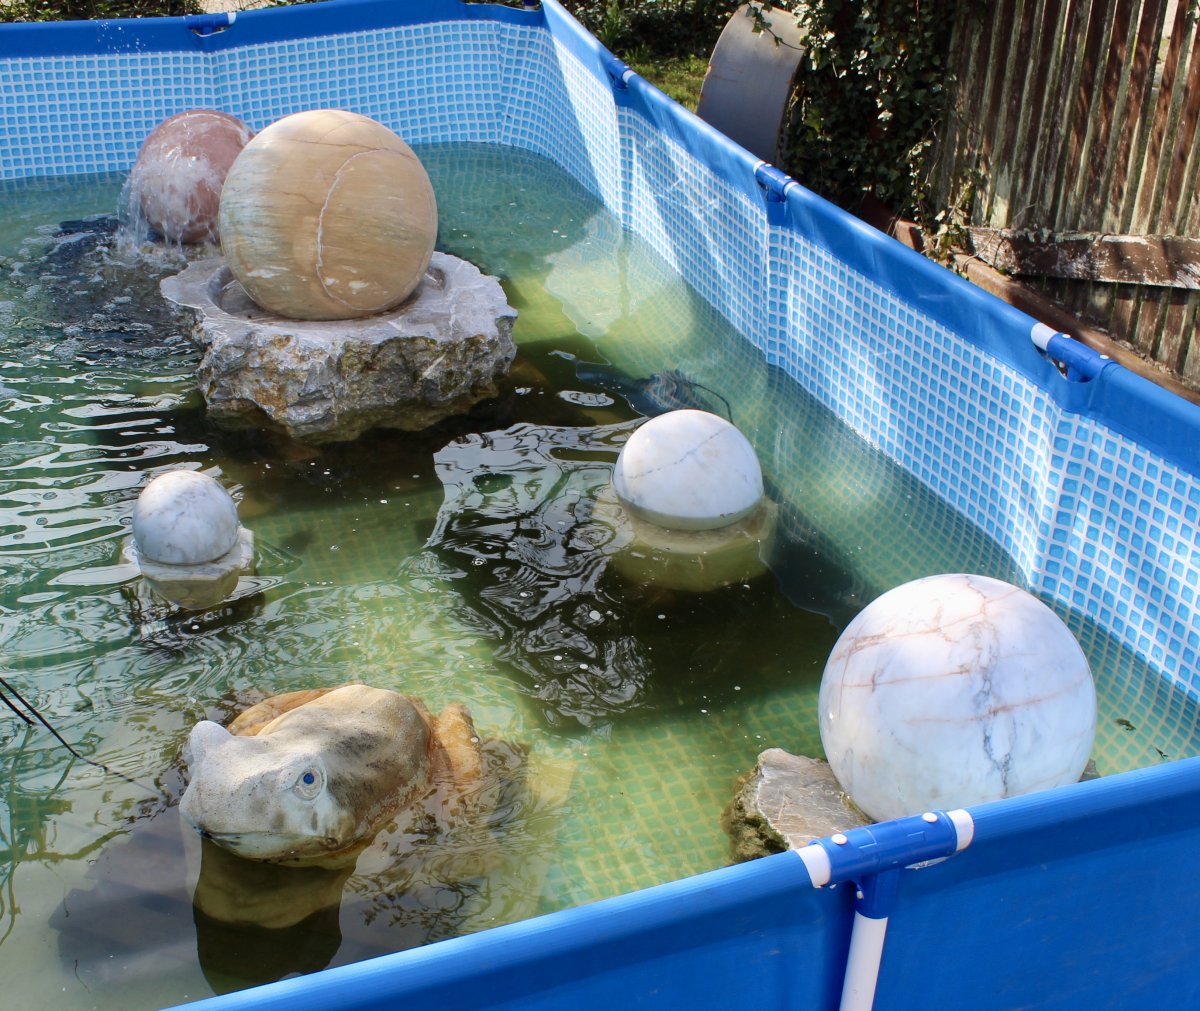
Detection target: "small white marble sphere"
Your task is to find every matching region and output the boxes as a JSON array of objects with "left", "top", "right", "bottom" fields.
[
  {"left": 612, "top": 410, "right": 764, "bottom": 531},
  {"left": 218, "top": 109, "right": 438, "bottom": 321},
  {"left": 819, "top": 573, "right": 1096, "bottom": 822},
  {"left": 132, "top": 470, "right": 240, "bottom": 565}
]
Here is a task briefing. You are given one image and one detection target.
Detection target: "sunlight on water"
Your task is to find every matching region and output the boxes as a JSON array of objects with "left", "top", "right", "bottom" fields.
[{"left": 0, "top": 145, "right": 1189, "bottom": 1009}]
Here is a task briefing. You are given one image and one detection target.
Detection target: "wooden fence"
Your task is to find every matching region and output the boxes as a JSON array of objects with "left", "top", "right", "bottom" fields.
[{"left": 931, "top": 0, "right": 1200, "bottom": 387}]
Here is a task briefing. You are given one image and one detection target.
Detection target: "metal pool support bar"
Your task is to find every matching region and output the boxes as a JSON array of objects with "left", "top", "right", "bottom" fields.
[{"left": 796, "top": 810, "right": 975, "bottom": 1011}]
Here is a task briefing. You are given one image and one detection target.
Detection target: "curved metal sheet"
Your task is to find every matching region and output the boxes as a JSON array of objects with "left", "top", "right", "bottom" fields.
[{"left": 696, "top": 3, "right": 806, "bottom": 163}]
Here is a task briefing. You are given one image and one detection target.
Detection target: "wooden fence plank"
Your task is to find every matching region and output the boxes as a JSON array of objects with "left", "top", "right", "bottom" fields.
[
  {"left": 1065, "top": 0, "right": 1123, "bottom": 224},
  {"left": 1142, "top": 286, "right": 1172, "bottom": 362},
  {"left": 1165, "top": 21, "right": 1200, "bottom": 233},
  {"left": 1025, "top": 0, "right": 1077, "bottom": 213},
  {"left": 965, "top": 228, "right": 1200, "bottom": 286},
  {"left": 1154, "top": 289, "right": 1192, "bottom": 372},
  {"left": 1115, "top": 0, "right": 1171, "bottom": 231},
  {"left": 932, "top": 0, "right": 1200, "bottom": 387},
  {"left": 1180, "top": 300, "right": 1200, "bottom": 383},
  {"left": 1131, "top": 0, "right": 1195, "bottom": 232},
  {"left": 929, "top": 6, "right": 988, "bottom": 223},
  {"left": 1038, "top": 1, "right": 1094, "bottom": 227},
  {"left": 989, "top": 0, "right": 1043, "bottom": 224},
  {"left": 982, "top": 0, "right": 1026, "bottom": 223},
  {"left": 1082, "top": 0, "right": 1137, "bottom": 224},
  {"left": 1109, "top": 283, "right": 1142, "bottom": 339}
]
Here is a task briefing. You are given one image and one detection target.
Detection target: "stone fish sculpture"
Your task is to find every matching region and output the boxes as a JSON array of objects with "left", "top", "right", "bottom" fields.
[{"left": 179, "top": 683, "right": 484, "bottom": 866}]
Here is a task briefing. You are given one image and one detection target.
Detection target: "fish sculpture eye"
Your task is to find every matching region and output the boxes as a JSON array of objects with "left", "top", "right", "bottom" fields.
[{"left": 293, "top": 766, "right": 324, "bottom": 800}]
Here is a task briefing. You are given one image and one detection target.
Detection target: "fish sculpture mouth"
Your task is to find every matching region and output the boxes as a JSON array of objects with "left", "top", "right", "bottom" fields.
[{"left": 194, "top": 825, "right": 354, "bottom": 864}]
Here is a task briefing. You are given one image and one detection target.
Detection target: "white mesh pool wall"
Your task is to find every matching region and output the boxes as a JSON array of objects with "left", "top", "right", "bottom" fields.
[
  {"left": 2, "top": 0, "right": 1198, "bottom": 705},
  {"left": 2, "top": 24, "right": 563, "bottom": 176}
]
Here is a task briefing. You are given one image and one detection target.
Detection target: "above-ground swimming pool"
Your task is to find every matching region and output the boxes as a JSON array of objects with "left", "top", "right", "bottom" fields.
[{"left": 3, "top": 2, "right": 1200, "bottom": 1009}]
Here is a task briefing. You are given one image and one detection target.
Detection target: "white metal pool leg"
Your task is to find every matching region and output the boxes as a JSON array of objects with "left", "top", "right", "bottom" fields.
[
  {"left": 840, "top": 874, "right": 897, "bottom": 1008},
  {"left": 796, "top": 809, "right": 976, "bottom": 1011}
]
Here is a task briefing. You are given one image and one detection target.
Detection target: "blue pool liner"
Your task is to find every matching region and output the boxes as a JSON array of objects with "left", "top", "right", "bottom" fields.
[
  {"left": 0, "top": 0, "right": 537, "bottom": 54},
  {"left": 168, "top": 758, "right": 1200, "bottom": 1010},
  {"left": 4, "top": 1, "right": 1200, "bottom": 1007}
]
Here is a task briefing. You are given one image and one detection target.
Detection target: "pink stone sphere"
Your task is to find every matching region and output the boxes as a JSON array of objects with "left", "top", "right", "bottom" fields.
[{"left": 129, "top": 110, "right": 254, "bottom": 244}]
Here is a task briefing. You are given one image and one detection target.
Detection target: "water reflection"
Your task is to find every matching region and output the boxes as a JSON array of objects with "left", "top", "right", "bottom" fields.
[
  {"left": 419, "top": 420, "right": 839, "bottom": 729},
  {"left": 0, "top": 734, "right": 80, "bottom": 944},
  {"left": 52, "top": 735, "right": 541, "bottom": 995},
  {"left": 194, "top": 899, "right": 345, "bottom": 993}
]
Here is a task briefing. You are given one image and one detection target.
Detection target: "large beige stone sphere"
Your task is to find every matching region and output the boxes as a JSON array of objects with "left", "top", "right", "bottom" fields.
[
  {"left": 218, "top": 109, "right": 438, "bottom": 321},
  {"left": 129, "top": 109, "right": 253, "bottom": 244}
]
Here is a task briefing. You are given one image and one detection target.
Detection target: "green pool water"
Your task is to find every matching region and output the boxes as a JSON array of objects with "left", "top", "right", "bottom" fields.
[{"left": 0, "top": 144, "right": 1190, "bottom": 1009}]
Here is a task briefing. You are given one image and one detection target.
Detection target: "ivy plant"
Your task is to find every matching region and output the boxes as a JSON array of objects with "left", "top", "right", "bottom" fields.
[{"left": 755, "top": 0, "right": 965, "bottom": 226}]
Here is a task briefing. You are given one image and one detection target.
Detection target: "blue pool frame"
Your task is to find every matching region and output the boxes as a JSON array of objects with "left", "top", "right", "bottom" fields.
[{"left": 4, "top": 1, "right": 1200, "bottom": 1007}]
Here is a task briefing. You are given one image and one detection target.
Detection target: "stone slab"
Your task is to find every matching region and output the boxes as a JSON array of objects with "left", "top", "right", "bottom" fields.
[{"left": 722, "top": 748, "right": 869, "bottom": 861}]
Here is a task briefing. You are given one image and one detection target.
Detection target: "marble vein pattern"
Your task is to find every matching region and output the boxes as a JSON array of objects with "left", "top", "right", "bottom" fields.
[
  {"left": 818, "top": 573, "right": 1096, "bottom": 821},
  {"left": 612, "top": 409, "right": 764, "bottom": 531},
  {"left": 131, "top": 469, "right": 240, "bottom": 565}
]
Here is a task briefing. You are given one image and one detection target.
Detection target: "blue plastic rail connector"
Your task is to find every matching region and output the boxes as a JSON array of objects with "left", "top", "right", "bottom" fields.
[
  {"left": 184, "top": 12, "right": 235, "bottom": 36},
  {"left": 797, "top": 811, "right": 973, "bottom": 1011},
  {"left": 1031, "top": 322, "right": 1112, "bottom": 383},
  {"left": 604, "top": 55, "right": 635, "bottom": 90},
  {"left": 753, "top": 161, "right": 796, "bottom": 203},
  {"left": 795, "top": 808, "right": 974, "bottom": 891},
  {"left": 853, "top": 866, "right": 901, "bottom": 920}
]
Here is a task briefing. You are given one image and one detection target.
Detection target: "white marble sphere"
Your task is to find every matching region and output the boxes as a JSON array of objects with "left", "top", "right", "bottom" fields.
[
  {"left": 612, "top": 410, "right": 764, "bottom": 531},
  {"left": 128, "top": 110, "right": 253, "bottom": 244},
  {"left": 819, "top": 574, "right": 1096, "bottom": 822},
  {"left": 132, "top": 470, "right": 240, "bottom": 565},
  {"left": 218, "top": 109, "right": 438, "bottom": 321}
]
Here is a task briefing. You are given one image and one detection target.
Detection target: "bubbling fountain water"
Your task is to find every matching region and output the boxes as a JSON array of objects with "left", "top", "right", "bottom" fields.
[{"left": 126, "top": 110, "right": 253, "bottom": 245}]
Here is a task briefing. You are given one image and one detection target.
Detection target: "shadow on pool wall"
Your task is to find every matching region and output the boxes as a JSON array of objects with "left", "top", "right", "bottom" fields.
[{"left": 6, "top": 1, "right": 1200, "bottom": 1010}]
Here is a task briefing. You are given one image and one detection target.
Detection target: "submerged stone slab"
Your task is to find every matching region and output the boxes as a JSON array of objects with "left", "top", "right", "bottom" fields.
[
  {"left": 593, "top": 484, "right": 778, "bottom": 593},
  {"left": 722, "top": 748, "right": 869, "bottom": 862},
  {"left": 123, "top": 526, "right": 255, "bottom": 611},
  {"left": 161, "top": 253, "right": 517, "bottom": 444}
]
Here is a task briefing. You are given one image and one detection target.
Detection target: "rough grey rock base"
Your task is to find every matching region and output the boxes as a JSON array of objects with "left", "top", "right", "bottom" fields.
[
  {"left": 162, "top": 253, "right": 517, "bottom": 444},
  {"left": 722, "top": 748, "right": 870, "bottom": 862}
]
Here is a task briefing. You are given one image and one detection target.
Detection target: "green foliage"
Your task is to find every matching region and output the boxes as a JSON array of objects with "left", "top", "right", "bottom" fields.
[
  {"left": 759, "top": 0, "right": 966, "bottom": 223},
  {"left": 1, "top": 0, "right": 201, "bottom": 20},
  {"left": 563, "top": 0, "right": 975, "bottom": 227},
  {"left": 624, "top": 51, "right": 708, "bottom": 109},
  {"left": 559, "top": 0, "right": 740, "bottom": 59}
]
